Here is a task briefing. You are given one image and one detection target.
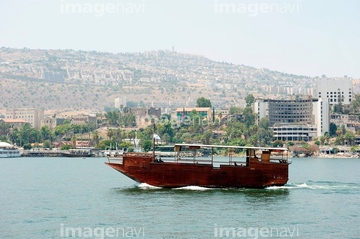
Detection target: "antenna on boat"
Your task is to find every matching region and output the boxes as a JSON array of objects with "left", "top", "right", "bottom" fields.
[{"left": 152, "top": 120, "right": 156, "bottom": 158}]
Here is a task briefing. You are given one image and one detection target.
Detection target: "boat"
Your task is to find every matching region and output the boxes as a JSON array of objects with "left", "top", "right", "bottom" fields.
[
  {"left": 105, "top": 144, "right": 290, "bottom": 188},
  {"left": 62, "top": 149, "right": 93, "bottom": 157},
  {"left": 0, "top": 142, "right": 22, "bottom": 158}
]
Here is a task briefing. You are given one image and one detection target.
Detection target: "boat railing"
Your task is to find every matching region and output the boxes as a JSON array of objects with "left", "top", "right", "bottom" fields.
[
  {"left": 107, "top": 152, "right": 153, "bottom": 164},
  {"left": 164, "top": 154, "right": 289, "bottom": 166},
  {"left": 126, "top": 152, "right": 153, "bottom": 157},
  {"left": 107, "top": 156, "right": 123, "bottom": 164}
]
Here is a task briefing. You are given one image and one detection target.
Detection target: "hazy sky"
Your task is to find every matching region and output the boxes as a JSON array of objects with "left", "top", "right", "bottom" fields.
[{"left": 1, "top": 0, "right": 359, "bottom": 78}]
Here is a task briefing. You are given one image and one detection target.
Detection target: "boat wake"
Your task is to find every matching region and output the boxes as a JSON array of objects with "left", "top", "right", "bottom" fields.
[
  {"left": 266, "top": 183, "right": 312, "bottom": 190},
  {"left": 137, "top": 183, "right": 162, "bottom": 190},
  {"left": 135, "top": 181, "right": 360, "bottom": 193},
  {"left": 137, "top": 183, "right": 213, "bottom": 191},
  {"left": 266, "top": 181, "right": 360, "bottom": 192},
  {"left": 173, "top": 186, "right": 213, "bottom": 191}
]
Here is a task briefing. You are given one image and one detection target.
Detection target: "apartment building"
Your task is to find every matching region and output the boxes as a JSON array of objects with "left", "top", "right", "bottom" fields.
[
  {"left": 316, "top": 77, "right": 353, "bottom": 105},
  {"left": 5, "top": 108, "right": 44, "bottom": 129}
]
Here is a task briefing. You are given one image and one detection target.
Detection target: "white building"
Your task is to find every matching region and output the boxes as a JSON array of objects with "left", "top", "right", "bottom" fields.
[
  {"left": 316, "top": 77, "right": 353, "bottom": 105},
  {"left": 115, "top": 97, "right": 127, "bottom": 109},
  {"left": 254, "top": 95, "right": 330, "bottom": 139},
  {"left": 5, "top": 108, "right": 44, "bottom": 129},
  {"left": 313, "top": 98, "right": 330, "bottom": 136}
]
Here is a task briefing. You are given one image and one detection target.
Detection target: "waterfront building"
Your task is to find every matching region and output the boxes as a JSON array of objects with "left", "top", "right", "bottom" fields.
[
  {"left": 272, "top": 124, "right": 317, "bottom": 142},
  {"left": 5, "top": 108, "right": 44, "bottom": 129},
  {"left": 254, "top": 95, "right": 330, "bottom": 139}
]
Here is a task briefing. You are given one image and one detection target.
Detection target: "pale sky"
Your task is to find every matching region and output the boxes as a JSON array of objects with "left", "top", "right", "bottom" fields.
[{"left": 0, "top": 0, "right": 359, "bottom": 78}]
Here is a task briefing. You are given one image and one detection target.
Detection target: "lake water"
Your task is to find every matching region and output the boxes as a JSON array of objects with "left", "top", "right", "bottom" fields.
[{"left": 1, "top": 157, "right": 359, "bottom": 239}]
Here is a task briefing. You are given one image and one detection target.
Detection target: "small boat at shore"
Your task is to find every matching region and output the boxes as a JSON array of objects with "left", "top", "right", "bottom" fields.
[
  {"left": 62, "top": 149, "right": 93, "bottom": 157},
  {"left": 0, "top": 142, "right": 22, "bottom": 158},
  {"left": 105, "top": 144, "right": 290, "bottom": 188}
]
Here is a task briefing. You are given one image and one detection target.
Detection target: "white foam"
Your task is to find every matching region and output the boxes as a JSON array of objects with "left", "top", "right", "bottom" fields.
[
  {"left": 266, "top": 183, "right": 314, "bottom": 190},
  {"left": 174, "top": 186, "right": 212, "bottom": 191},
  {"left": 137, "top": 183, "right": 162, "bottom": 190},
  {"left": 297, "top": 183, "right": 313, "bottom": 189}
]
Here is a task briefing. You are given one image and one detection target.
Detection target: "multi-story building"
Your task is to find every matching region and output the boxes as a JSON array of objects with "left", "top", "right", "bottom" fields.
[
  {"left": 175, "top": 107, "right": 213, "bottom": 122},
  {"left": 267, "top": 95, "right": 314, "bottom": 126},
  {"left": 316, "top": 77, "right": 353, "bottom": 106},
  {"left": 129, "top": 107, "right": 161, "bottom": 119},
  {"left": 254, "top": 95, "right": 330, "bottom": 140},
  {"left": 312, "top": 97, "right": 330, "bottom": 137},
  {"left": 271, "top": 124, "right": 318, "bottom": 142},
  {"left": 5, "top": 108, "right": 44, "bottom": 129},
  {"left": 148, "top": 107, "right": 161, "bottom": 119},
  {"left": 115, "top": 97, "right": 127, "bottom": 109},
  {"left": 71, "top": 114, "right": 97, "bottom": 126},
  {"left": 41, "top": 117, "right": 66, "bottom": 130}
]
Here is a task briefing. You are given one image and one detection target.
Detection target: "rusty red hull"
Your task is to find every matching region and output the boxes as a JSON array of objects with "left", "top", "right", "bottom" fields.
[{"left": 105, "top": 154, "right": 289, "bottom": 188}]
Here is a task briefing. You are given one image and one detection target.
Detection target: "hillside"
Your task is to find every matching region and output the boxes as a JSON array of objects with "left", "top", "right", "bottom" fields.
[{"left": 0, "top": 47, "right": 314, "bottom": 112}]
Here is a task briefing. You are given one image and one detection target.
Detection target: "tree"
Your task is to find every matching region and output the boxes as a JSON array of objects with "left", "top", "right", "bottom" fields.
[
  {"left": 141, "top": 140, "right": 152, "bottom": 152},
  {"left": 349, "top": 93, "right": 360, "bottom": 113},
  {"left": 107, "top": 128, "right": 115, "bottom": 140},
  {"left": 333, "top": 95, "right": 343, "bottom": 113},
  {"left": 0, "top": 122, "right": 10, "bottom": 138},
  {"left": 92, "top": 130, "right": 100, "bottom": 148},
  {"left": 258, "top": 118, "right": 270, "bottom": 130},
  {"left": 329, "top": 123, "right": 337, "bottom": 137},
  {"left": 273, "top": 140, "right": 284, "bottom": 147},
  {"left": 341, "top": 125, "right": 346, "bottom": 135},
  {"left": 128, "top": 130, "right": 136, "bottom": 147},
  {"left": 225, "top": 120, "right": 244, "bottom": 140},
  {"left": 71, "top": 136, "right": 77, "bottom": 148},
  {"left": 114, "top": 129, "right": 123, "bottom": 143},
  {"left": 245, "top": 94, "right": 255, "bottom": 107},
  {"left": 162, "top": 133, "right": 170, "bottom": 144},
  {"left": 324, "top": 132, "right": 330, "bottom": 144},
  {"left": 41, "top": 126, "right": 53, "bottom": 142},
  {"left": 243, "top": 107, "right": 255, "bottom": 128},
  {"left": 229, "top": 106, "right": 242, "bottom": 115},
  {"left": 196, "top": 97, "right": 211, "bottom": 107},
  {"left": 320, "top": 136, "right": 325, "bottom": 145},
  {"left": 105, "top": 110, "right": 120, "bottom": 126},
  {"left": 344, "top": 131, "right": 355, "bottom": 146},
  {"left": 202, "top": 130, "right": 212, "bottom": 145},
  {"left": 257, "top": 128, "right": 272, "bottom": 146},
  {"left": 43, "top": 140, "right": 51, "bottom": 149}
]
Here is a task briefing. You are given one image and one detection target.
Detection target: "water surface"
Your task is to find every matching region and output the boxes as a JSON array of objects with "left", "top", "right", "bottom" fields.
[{"left": 0, "top": 157, "right": 359, "bottom": 238}]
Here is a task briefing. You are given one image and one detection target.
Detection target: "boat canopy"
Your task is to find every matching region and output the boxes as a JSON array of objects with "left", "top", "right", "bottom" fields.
[{"left": 174, "top": 143, "right": 288, "bottom": 152}]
